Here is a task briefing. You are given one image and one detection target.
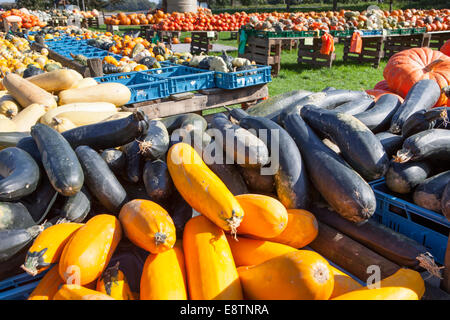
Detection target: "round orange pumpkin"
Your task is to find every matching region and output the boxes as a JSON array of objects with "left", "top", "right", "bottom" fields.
[
  {"left": 383, "top": 47, "right": 450, "bottom": 106},
  {"left": 373, "top": 79, "right": 391, "bottom": 91},
  {"left": 184, "top": 37, "right": 192, "bottom": 43}
]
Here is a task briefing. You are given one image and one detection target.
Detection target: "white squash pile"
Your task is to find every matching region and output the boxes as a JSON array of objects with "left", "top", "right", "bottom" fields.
[{"left": 0, "top": 68, "right": 132, "bottom": 134}]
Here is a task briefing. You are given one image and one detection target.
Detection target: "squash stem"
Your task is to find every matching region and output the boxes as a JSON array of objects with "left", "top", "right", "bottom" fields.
[
  {"left": 424, "top": 59, "right": 444, "bottom": 72},
  {"left": 393, "top": 149, "right": 412, "bottom": 163}
]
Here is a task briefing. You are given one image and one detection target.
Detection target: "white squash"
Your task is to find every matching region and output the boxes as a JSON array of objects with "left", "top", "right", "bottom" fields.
[
  {"left": 27, "top": 69, "right": 82, "bottom": 93},
  {"left": 71, "top": 77, "right": 98, "bottom": 89},
  {"left": 40, "top": 102, "right": 118, "bottom": 126},
  {"left": 0, "top": 118, "right": 17, "bottom": 132},
  {"left": 12, "top": 103, "right": 47, "bottom": 132},
  {"left": 58, "top": 83, "right": 131, "bottom": 107}
]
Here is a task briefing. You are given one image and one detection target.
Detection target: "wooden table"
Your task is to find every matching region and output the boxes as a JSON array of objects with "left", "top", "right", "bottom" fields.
[
  {"left": 123, "top": 84, "right": 268, "bottom": 119},
  {"left": 384, "top": 33, "right": 431, "bottom": 59},
  {"left": 427, "top": 30, "right": 450, "bottom": 50}
]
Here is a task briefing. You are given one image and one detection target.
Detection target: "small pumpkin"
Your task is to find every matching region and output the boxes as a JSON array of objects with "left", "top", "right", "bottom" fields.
[
  {"left": 0, "top": 100, "right": 19, "bottom": 118},
  {"left": 119, "top": 199, "right": 176, "bottom": 254}
]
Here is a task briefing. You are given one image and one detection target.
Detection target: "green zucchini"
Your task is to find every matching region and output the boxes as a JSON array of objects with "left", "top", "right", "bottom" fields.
[
  {"left": 385, "top": 160, "right": 432, "bottom": 194},
  {"left": 283, "top": 113, "right": 376, "bottom": 223},
  {"left": 390, "top": 79, "right": 441, "bottom": 134},
  {"left": 0, "top": 132, "right": 30, "bottom": 150},
  {"left": 142, "top": 159, "right": 174, "bottom": 203},
  {"left": 300, "top": 105, "right": 389, "bottom": 181},
  {"left": 239, "top": 115, "right": 310, "bottom": 209},
  {"left": 209, "top": 113, "right": 269, "bottom": 168},
  {"left": 0, "top": 225, "right": 43, "bottom": 263},
  {"left": 75, "top": 145, "right": 128, "bottom": 214},
  {"left": 413, "top": 171, "right": 450, "bottom": 213},
  {"left": 0, "top": 202, "right": 35, "bottom": 231},
  {"left": 138, "top": 120, "right": 169, "bottom": 160},
  {"left": 31, "top": 124, "right": 84, "bottom": 197},
  {"left": 0, "top": 147, "right": 41, "bottom": 201}
]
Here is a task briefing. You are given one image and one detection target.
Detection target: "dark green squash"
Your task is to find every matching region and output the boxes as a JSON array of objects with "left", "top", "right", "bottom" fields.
[
  {"left": 75, "top": 145, "right": 128, "bottom": 214},
  {"left": 0, "top": 147, "right": 40, "bottom": 201},
  {"left": 300, "top": 105, "right": 389, "bottom": 181},
  {"left": 413, "top": 170, "right": 450, "bottom": 213},
  {"left": 30, "top": 124, "right": 84, "bottom": 197},
  {"left": 0, "top": 225, "right": 43, "bottom": 263},
  {"left": 142, "top": 159, "right": 174, "bottom": 203},
  {"left": 385, "top": 160, "right": 432, "bottom": 194},
  {"left": 0, "top": 202, "right": 36, "bottom": 231},
  {"left": 283, "top": 113, "right": 376, "bottom": 223},
  {"left": 138, "top": 120, "right": 169, "bottom": 160},
  {"left": 239, "top": 115, "right": 310, "bottom": 209},
  {"left": 390, "top": 79, "right": 441, "bottom": 134}
]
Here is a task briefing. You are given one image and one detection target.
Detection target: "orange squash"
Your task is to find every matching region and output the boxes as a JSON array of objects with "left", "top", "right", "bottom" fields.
[
  {"left": 119, "top": 199, "right": 176, "bottom": 254},
  {"left": 360, "top": 268, "right": 424, "bottom": 299},
  {"left": 58, "top": 214, "right": 122, "bottom": 285},
  {"left": 167, "top": 143, "right": 244, "bottom": 236},
  {"left": 332, "top": 287, "right": 419, "bottom": 300},
  {"left": 259, "top": 209, "right": 318, "bottom": 248},
  {"left": 22, "top": 223, "right": 84, "bottom": 276},
  {"left": 183, "top": 216, "right": 243, "bottom": 300},
  {"left": 226, "top": 235, "right": 296, "bottom": 267},
  {"left": 329, "top": 266, "right": 363, "bottom": 299},
  {"left": 237, "top": 250, "right": 334, "bottom": 300},
  {"left": 53, "top": 284, "right": 115, "bottom": 300},
  {"left": 140, "top": 241, "right": 187, "bottom": 300},
  {"left": 27, "top": 265, "right": 65, "bottom": 300},
  {"left": 96, "top": 262, "right": 134, "bottom": 300},
  {"left": 235, "top": 194, "right": 288, "bottom": 238}
]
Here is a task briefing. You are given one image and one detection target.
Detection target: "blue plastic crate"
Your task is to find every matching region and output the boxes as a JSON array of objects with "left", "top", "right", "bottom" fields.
[
  {"left": 95, "top": 72, "right": 169, "bottom": 104},
  {"left": 214, "top": 65, "right": 272, "bottom": 90},
  {"left": 0, "top": 272, "right": 46, "bottom": 300},
  {"left": 145, "top": 66, "right": 215, "bottom": 95},
  {"left": 369, "top": 179, "right": 450, "bottom": 265}
]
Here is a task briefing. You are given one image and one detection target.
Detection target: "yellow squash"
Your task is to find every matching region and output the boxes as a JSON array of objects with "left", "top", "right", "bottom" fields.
[{"left": 167, "top": 143, "right": 244, "bottom": 235}]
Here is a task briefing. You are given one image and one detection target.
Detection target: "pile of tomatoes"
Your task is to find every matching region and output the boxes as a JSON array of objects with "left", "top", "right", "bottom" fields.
[{"left": 0, "top": 9, "right": 45, "bottom": 29}]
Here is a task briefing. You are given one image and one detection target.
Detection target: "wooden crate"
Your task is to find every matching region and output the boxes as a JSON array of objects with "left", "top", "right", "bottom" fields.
[
  {"left": 428, "top": 31, "right": 450, "bottom": 50},
  {"left": 342, "top": 35, "right": 385, "bottom": 68},
  {"left": 157, "top": 31, "right": 182, "bottom": 44},
  {"left": 239, "top": 36, "right": 282, "bottom": 76},
  {"left": 190, "top": 31, "right": 213, "bottom": 55},
  {"left": 87, "top": 17, "right": 99, "bottom": 28},
  {"left": 140, "top": 25, "right": 155, "bottom": 40},
  {"left": 297, "top": 37, "right": 336, "bottom": 68},
  {"left": 384, "top": 33, "right": 431, "bottom": 59}
]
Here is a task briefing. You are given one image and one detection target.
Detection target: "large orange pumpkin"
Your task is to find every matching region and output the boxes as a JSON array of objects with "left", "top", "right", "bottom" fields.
[
  {"left": 383, "top": 47, "right": 450, "bottom": 106},
  {"left": 441, "top": 39, "right": 450, "bottom": 56}
]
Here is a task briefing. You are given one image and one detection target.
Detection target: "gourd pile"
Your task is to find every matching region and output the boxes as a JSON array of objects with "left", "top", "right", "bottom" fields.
[
  {"left": 0, "top": 35, "right": 63, "bottom": 78},
  {"left": 0, "top": 8, "right": 46, "bottom": 29},
  {"left": 3, "top": 47, "right": 448, "bottom": 299}
]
